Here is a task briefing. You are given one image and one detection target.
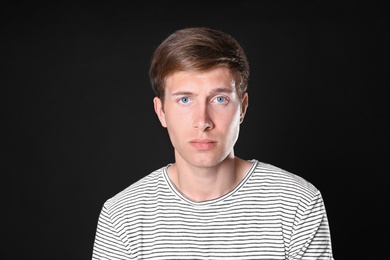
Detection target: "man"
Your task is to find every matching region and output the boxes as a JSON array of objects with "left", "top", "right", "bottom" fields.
[{"left": 92, "top": 27, "right": 334, "bottom": 259}]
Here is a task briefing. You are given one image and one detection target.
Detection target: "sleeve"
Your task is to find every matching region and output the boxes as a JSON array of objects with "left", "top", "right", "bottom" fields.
[
  {"left": 92, "top": 205, "right": 131, "bottom": 260},
  {"left": 287, "top": 190, "right": 334, "bottom": 260}
]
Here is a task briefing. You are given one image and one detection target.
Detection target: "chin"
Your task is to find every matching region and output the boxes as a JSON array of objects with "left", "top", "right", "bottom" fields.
[{"left": 187, "top": 155, "right": 229, "bottom": 169}]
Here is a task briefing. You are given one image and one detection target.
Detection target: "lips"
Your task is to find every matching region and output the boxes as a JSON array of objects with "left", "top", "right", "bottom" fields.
[{"left": 189, "top": 139, "right": 217, "bottom": 150}]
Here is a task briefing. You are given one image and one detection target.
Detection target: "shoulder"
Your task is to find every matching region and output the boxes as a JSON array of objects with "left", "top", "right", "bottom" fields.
[
  {"left": 103, "top": 166, "right": 166, "bottom": 214},
  {"left": 250, "top": 160, "right": 320, "bottom": 200}
]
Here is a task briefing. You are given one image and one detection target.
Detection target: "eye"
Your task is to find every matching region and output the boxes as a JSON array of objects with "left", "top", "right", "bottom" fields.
[
  {"left": 179, "top": 97, "right": 190, "bottom": 104},
  {"left": 216, "top": 96, "right": 225, "bottom": 103},
  {"left": 214, "top": 96, "right": 228, "bottom": 104}
]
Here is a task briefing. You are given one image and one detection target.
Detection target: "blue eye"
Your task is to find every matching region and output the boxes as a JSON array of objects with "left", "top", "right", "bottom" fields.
[
  {"left": 180, "top": 97, "right": 189, "bottom": 104},
  {"left": 216, "top": 96, "right": 226, "bottom": 103}
]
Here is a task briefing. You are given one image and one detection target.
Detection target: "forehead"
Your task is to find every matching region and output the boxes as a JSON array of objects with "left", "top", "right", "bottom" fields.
[{"left": 164, "top": 67, "right": 235, "bottom": 92}]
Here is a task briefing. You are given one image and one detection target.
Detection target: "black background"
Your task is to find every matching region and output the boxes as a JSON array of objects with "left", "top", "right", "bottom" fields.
[{"left": 2, "top": 1, "right": 388, "bottom": 259}]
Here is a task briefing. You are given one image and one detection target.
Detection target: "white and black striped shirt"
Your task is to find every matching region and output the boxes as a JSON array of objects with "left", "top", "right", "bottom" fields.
[{"left": 92, "top": 160, "right": 334, "bottom": 259}]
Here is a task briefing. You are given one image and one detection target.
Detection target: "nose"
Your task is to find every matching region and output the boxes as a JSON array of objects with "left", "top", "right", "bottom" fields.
[{"left": 193, "top": 102, "right": 214, "bottom": 131}]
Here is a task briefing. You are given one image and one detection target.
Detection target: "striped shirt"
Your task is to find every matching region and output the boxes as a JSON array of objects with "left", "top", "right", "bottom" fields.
[{"left": 92, "top": 160, "right": 334, "bottom": 259}]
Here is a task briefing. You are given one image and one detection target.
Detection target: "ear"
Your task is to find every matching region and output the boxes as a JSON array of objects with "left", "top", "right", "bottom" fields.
[
  {"left": 153, "top": 97, "right": 167, "bottom": 128},
  {"left": 240, "top": 92, "right": 249, "bottom": 123}
]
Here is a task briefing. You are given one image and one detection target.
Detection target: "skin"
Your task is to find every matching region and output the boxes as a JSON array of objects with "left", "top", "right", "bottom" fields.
[{"left": 153, "top": 66, "right": 251, "bottom": 202}]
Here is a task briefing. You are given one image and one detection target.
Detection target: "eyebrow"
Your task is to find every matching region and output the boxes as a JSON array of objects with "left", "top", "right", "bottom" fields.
[
  {"left": 171, "top": 91, "right": 194, "bottom": 96},
  {"left": 209, "top": 87, "right": 234, "bottom": 95},
  {"left": 171, "top": 87, "right": 233, "bottom": 96}
]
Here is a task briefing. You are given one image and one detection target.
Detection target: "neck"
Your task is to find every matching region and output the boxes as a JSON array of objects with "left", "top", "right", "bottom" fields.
[{"left": 168, "top": 156, "right": 251, "bottom": 202}]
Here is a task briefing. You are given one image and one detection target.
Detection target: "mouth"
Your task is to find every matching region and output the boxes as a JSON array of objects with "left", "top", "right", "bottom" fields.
[{"left": 189, "top": 139, "right": 217, "bottom": 150}]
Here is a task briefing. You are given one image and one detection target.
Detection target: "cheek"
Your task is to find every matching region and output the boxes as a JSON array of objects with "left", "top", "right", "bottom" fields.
[
  {"left": 225, "top": 107, "right": 241, "bottom": 124},
  {"left": 167, "top": 107, "right": 196, "bottom": 130},
  {"left": 228, "top": 119, "right": 241, "bottom": 138},
  {"left": 164, "top": 113, "right": 188, "bottom": 140},
  {"left": 229, "top": 111, "right": 241, "bottom": 135},
  {"left": 219, "top": 110, "right": 241, "bottom": 135}
]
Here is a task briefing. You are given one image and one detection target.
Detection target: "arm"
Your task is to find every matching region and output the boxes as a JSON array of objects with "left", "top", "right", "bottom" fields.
[
  {"left": 287, "top": 190, "right": 334, "bottom": 260},
  {"left": 92, "top": 205, "right": 131, "bottom": 260}
]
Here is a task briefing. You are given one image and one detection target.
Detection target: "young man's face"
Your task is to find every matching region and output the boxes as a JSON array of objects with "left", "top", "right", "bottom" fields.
[{"left": 153, "top": 67, "right": 248, "bottom": 169}]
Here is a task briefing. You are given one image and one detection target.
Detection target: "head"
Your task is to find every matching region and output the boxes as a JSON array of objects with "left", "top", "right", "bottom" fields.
[
  {"left": 149, "top": 27, "right": 249, "bottom": 103},
  {"left": 150, "top": 28, "right": 250, "bottom": 168}
]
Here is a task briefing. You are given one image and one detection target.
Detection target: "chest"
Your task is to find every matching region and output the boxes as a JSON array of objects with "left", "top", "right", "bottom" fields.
[{"left": 125, "top": 203, "right": 288, "bottom": 259}]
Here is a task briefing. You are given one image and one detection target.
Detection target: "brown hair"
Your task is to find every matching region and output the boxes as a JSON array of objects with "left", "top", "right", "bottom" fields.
[{"left": 149, "top": 27, "right": 250, "bottom": 101}]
